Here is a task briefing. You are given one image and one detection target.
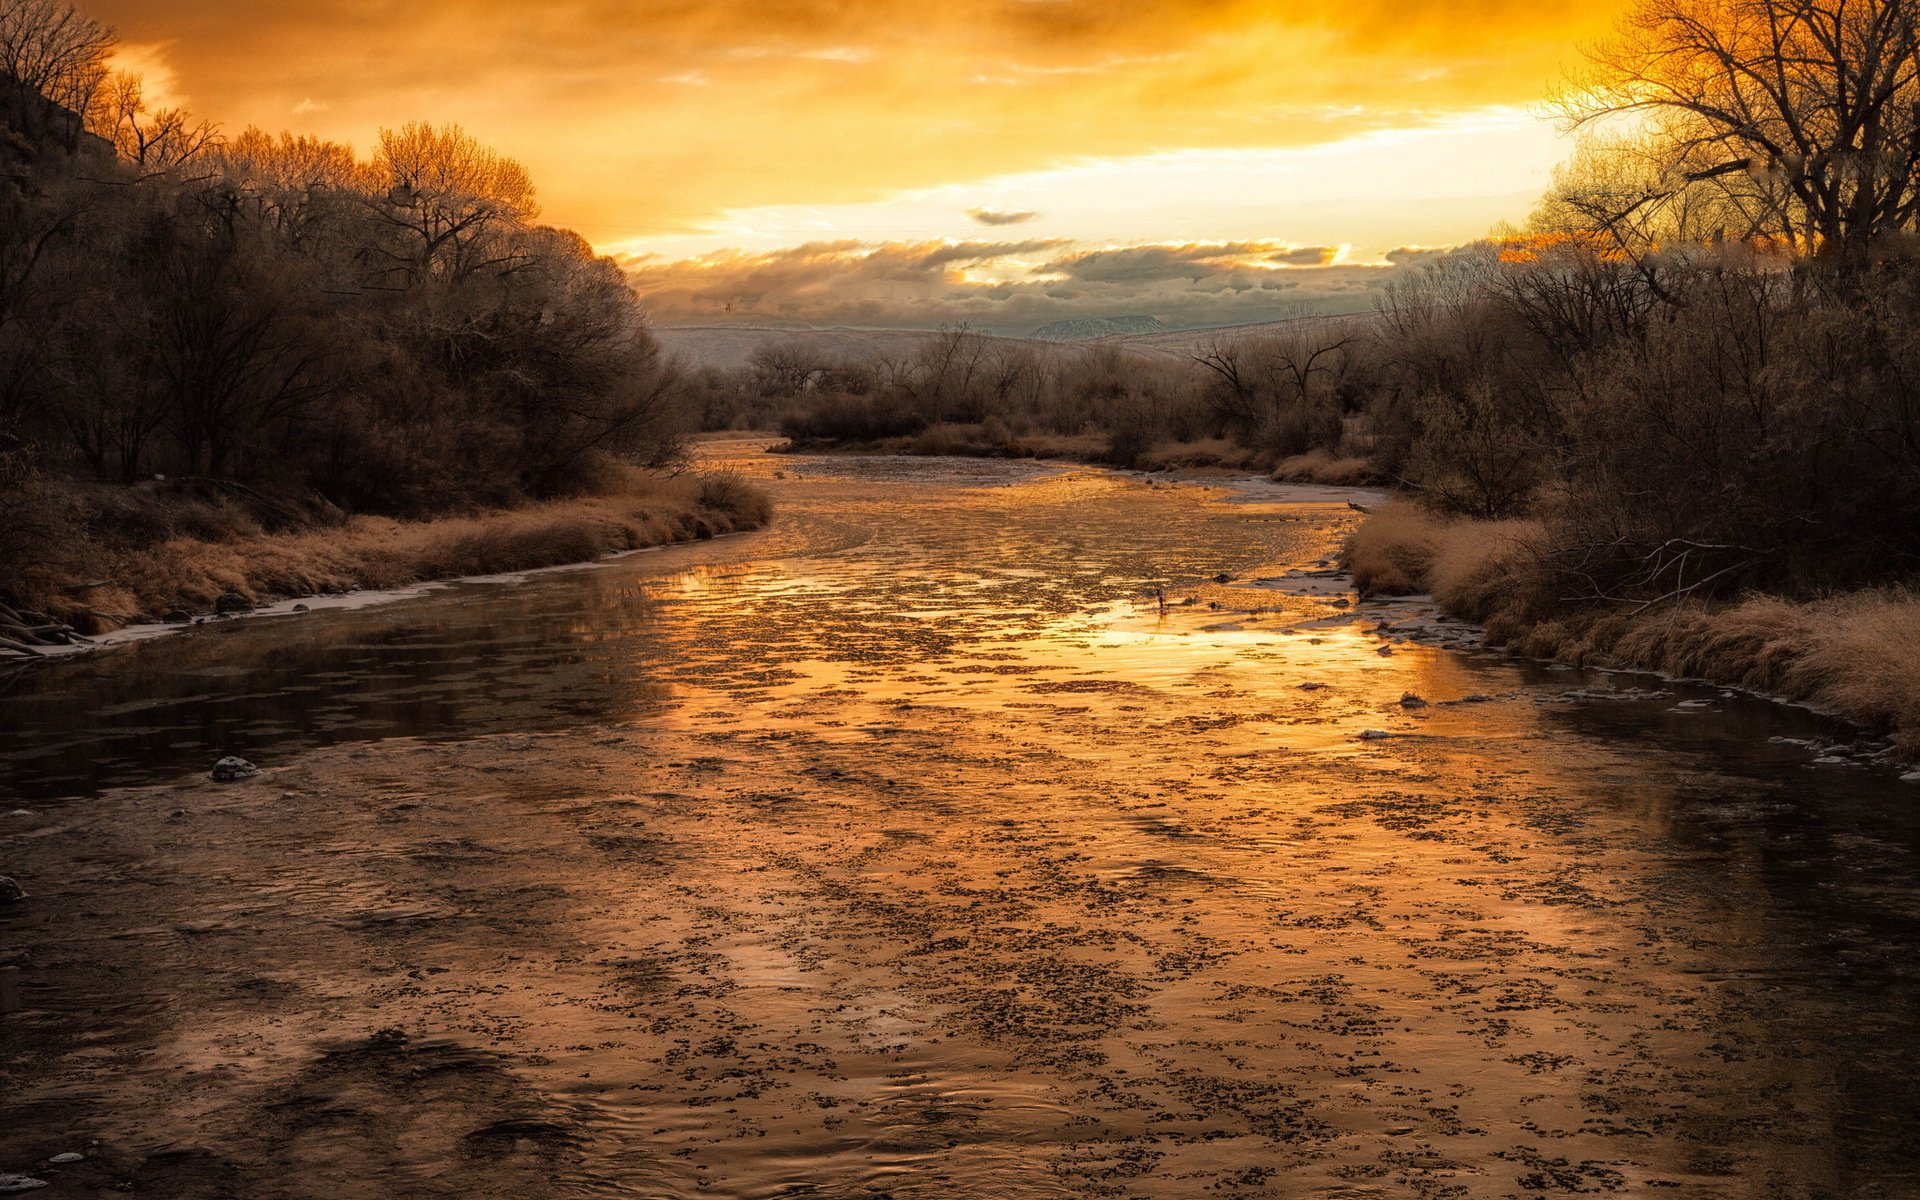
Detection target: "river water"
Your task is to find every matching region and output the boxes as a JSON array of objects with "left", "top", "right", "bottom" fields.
[{"left": 3, "top": 444, "right": 1919, "bottom": 1199}]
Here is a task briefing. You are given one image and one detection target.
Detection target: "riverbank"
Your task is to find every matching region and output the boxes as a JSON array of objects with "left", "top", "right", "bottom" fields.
[
  {"left": 1346, "top": 501, "right": 1920, "bottom": 761},
  {"left": 2, "top": 472, "right": 771, "bottom": 646}
]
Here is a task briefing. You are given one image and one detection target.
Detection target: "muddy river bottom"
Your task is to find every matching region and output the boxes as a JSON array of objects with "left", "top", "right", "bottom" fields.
[{"left": 4, "top": 447, "right": 1919, "bottom": 1199}]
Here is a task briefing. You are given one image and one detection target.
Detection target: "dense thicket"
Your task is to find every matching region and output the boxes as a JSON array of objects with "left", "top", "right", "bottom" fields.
[
  {"left": 689, "top": 320, "right": 1380, "bottom": 474},
  {"left": 1, "top": 2, "right": 687, "bottom": 608},
  {"left": 1367, "top": 0, "right": 1920, "bottom": 605}
]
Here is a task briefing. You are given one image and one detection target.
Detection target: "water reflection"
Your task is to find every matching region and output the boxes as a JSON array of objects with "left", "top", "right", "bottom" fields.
[
  {"left": 3, "top": 450, "right": 1919, "bottom": 1198},
  {"left": 0, "top": 573, "right": 675, "bottom": 801}
]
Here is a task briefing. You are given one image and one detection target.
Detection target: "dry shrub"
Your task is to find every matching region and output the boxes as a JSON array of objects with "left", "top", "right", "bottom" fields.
[
  {"left": 1016, "top": 433, "right": 1108, "bottom": 461},
  {"left": 1272, "top": 449, "right": 1383, "bottom": 486},
  {"left": 1426, "top": 519, "right": 1546, "bottom": 620},
  {"left": 1343, "top": 502, "right": 1444, "bottom": 595},
  {"left": 902, "top": 423, "right": 994, "bottom": 457},
  {"left": 1135, "top": 439, "right": 1261, "bottom": 471},
  {"left": 695, "top": 472, "right": 773, "bottom": 529},
  {"left": 1344, "top": 502, "right": 1544, "bottom": 618}
]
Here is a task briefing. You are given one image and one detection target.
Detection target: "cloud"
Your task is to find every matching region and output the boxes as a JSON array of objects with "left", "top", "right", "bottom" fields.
[
  {"left": 291, "top": 97, "right": 331, "bottom": 115},
  {"left": 86, "top": 0, "right": 1615, "bottom": 242},
  {"left": 624, "top": 238, "right": 1400, "bottom": 333},
  {"left": 1040, "top": 242, "right": 1336, "bottom": 284},
  {"left": 1269, "top": 245, "right": 1342, "bottom": 266},
  {"left": 106, "top": 41, "right": 185, "bottom": 108},
  {"left": 968, "top": 208, "right": 1040, "bottom": 226}
]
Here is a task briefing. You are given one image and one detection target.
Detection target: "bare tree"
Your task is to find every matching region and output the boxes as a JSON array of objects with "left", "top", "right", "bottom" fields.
[
  {"left": 1561, "top": 0, "right": 1920, "bottom": 260},
  {"left": 0, "top": 0, "right": 112, "bottom": 146},
  {"left": 1191, "top": 336, "right": 1260, "bottom": 426},
  {"left": 369, "top": 121, "right": 537, "bottom": 285},
  {"left": 906, "top": 324, "right": 990, "bottom": 419},
  {"left": 93, "top": 71, "right": 216, "bottom": 174}
]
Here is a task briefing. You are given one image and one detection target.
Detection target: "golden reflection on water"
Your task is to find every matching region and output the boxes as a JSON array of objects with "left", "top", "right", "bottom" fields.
[{"left": 2, "top": 449, "right": 1917, "bottom": 1198}]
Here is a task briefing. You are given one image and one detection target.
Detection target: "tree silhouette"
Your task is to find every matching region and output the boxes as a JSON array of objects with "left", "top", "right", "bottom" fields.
[{"left": 1563, "top": 0, "right": 1920, "bottom": 260}]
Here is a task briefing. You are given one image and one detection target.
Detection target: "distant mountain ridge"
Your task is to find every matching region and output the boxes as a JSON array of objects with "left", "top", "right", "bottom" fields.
[{"left": 1029, "top": 315, "right": 1170, "bottom": 341}]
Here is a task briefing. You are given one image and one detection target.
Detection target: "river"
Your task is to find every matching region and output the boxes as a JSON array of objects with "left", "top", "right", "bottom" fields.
[{"left": 3, "top": 443, "right": 1918, "bottom": 1199}]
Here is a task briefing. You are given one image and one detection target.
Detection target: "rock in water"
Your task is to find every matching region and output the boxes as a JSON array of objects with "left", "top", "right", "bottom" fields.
[
  {"left": 0, "top": 876, "right": 24, "bottom": 903},
  {"left": 210, "top": 756, "right": 259, "bottom": 782},
  {"left": 215, "top": 591, "right": 253, "bottom": 614},
  {"left": 1399, "top": 693, "right": 1429, "bottom": 708},
  {"left": 0, "top": 1176, "right": 49, "bottom": 1193},
  {"left": 45, "top": 1154, "right": 82, "bottom": 1165}
]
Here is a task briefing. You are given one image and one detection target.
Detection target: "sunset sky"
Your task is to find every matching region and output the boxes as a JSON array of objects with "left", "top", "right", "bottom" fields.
[{"left": 94, "top": 1, "right": 1623, "bottom": 331}]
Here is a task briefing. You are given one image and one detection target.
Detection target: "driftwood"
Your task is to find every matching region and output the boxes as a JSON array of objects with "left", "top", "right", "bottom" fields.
[{"left": 0, "top": 605, "right": 92, "bottom": 656}]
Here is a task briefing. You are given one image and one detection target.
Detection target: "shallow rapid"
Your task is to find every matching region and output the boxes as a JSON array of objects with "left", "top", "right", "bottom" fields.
[{"left": 3, "top": 443, "right": 1918, "bottom": 1199}]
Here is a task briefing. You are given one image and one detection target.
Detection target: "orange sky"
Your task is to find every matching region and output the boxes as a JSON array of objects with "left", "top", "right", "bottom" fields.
[{"left": 94, "top": 0, "right": 1625, "bottom": 329}]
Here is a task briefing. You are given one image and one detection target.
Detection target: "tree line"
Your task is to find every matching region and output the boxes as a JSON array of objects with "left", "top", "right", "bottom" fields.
[{"left": 0, "top": 0, "right": 685, "bottom": 548}]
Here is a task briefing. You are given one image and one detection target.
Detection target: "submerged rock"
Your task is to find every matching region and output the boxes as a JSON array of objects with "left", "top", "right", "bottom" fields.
[
  {"left": 210, "top": 756, "right": 260, "bottom": 782},
  {"left": 1357, "top": 729, "right": 1393, "bottom": 741},
  {"left": 0, "top": 876, "right": 25, "bottom": 904}
]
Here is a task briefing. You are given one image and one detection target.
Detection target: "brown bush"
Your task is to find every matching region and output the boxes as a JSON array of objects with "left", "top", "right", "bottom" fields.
[
  {"left": 1272, "top": 449, "right": 1382, "bottom": 486},
  {"left": 1342, "top": 502, "right": 1545, "bottom": 615}
]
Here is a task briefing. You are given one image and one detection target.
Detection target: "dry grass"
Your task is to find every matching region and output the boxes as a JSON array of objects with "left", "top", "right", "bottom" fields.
[
  {"left": 1343, "top": 501, "right": 1440, "bottom": 595},
  {"left": 1347, "top": 504, "right": 1920, "bottom": 758},
  {"left": 1134, "top": 439, "right": 1264, "bottom": 471},
  {"left": 1798, "top": 592, "right": 1920, "bottom": 758},
  {"left": 1015, "top": 432, "right": 1110, "bottom": 461},
  {"left": 1344, "top": 503, "right": 1544, "bottom": 619},
  {"left": 1590, "top": 591, "right": 1920, "bottom": 759},
  {"left": 22, "top": 474, "right": 770, "bottom": 634},
  {"left": 1272, "top": 449, "right": 1383, "bottom": 486}
]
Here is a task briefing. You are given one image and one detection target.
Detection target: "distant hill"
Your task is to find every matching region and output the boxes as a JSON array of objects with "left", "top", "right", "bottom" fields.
[{"left": 1029, "top": 315, "right": 1170, "bottom": 341}]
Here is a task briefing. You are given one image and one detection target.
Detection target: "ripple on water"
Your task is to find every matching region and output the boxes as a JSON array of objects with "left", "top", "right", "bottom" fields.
[{"left": 4, "top": 449, "right": 1920, "bottom": 1198}]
